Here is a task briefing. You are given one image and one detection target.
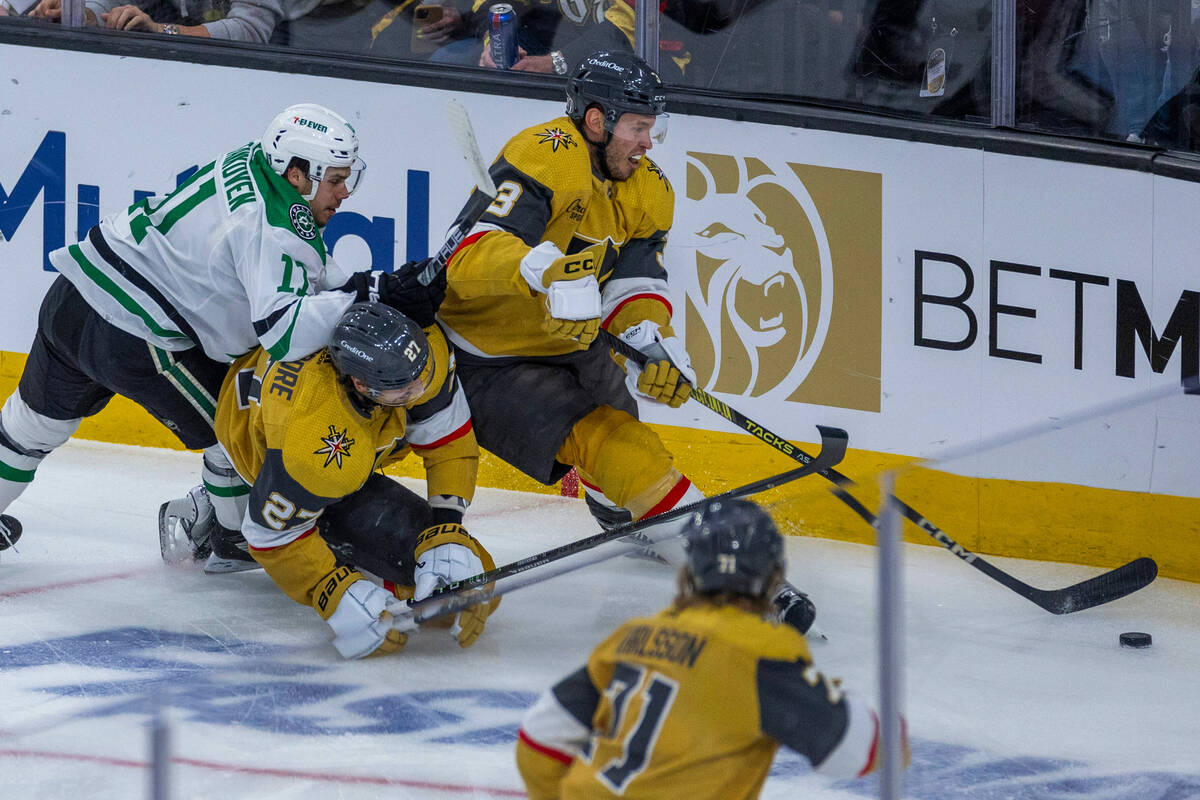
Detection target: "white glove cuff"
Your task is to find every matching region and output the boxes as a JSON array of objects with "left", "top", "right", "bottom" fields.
[
  {"left": 618, "top": 320, "right": 658, "bottom": 352},
  {"left": 546, "top": 275, "right": 601, "bottom": 321},
  {"left": 657, "top": 333, "right": 697, "bottom": 385},
  {"left": 328, "top": 579, "right": 393, "bottom": 659},
  {"left": 619, "top": 321, "right": 697, "bottom": 384},
  {"left": 519, "top": 241, "right": 566, "bottom": 295}
]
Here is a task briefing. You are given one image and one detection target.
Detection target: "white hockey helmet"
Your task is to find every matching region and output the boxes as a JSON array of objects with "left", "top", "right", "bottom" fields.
[{"left": 262, "top": 103, "right": 366, "bottom": 200}]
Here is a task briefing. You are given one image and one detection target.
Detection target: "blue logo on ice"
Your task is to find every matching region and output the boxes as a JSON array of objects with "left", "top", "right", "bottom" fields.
[{"left": 0, "top": 628, "right": 532, "bottom": 741}]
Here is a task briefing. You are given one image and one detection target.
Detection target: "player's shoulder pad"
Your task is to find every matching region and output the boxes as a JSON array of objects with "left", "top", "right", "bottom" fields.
[
  {"left": 714, "top": 606, "right": 813, "bottom": 663},
  {"left": 503, "top": 116, "right": 593, "bottom": 197},
  {"left": 621, "top": 156, "right": 675, "bottom": 232},
  {"left": 268, "top": 351, "right": 377, "bottom": 486}
]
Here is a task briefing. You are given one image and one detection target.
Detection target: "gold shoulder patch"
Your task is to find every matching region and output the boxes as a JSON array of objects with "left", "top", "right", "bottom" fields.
[
  {"left": 314, "top": 424, "right": 355, "bottom": 468},
  {"left": 617, "top": 156, "right": 675, "bottom": 233},
  {"left": 505, "top": 116, "right": 592, "bottom": 197},
  {"left": 534, "top": 125, "right": 580, "bottom": 153}
]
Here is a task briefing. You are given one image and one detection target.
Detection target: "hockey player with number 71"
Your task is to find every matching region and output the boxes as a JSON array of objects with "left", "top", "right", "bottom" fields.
[
  {"left": 435, "top": 49, "right": 817, "bottom": 633},
  {"left": 0, "top": 103, "right": 444, "bottom": 568},
  {"left": 516, "top": 499, "right": 909, "bottom": 799}
]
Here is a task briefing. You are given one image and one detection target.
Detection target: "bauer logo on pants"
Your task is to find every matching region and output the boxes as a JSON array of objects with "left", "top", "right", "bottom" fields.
[{"left": 681, "top": 154, "right": 881, "bottom": 412}]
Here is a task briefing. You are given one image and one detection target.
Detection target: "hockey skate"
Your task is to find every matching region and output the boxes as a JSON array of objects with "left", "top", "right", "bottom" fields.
[
  {"left": 0, "top": 514, "right": 23, "bottom": 552},
  {"left": 158, "top": 486, "right": 214, "bottom": 564},
  {"left": 202, "top": 523, "right": 261, "bottom": 574},
  {"left": 771, "top": 583, "right": 817, "bottom": 635},
  {"left": 585, "top": 491, "right": 682, "bottom": 566}
]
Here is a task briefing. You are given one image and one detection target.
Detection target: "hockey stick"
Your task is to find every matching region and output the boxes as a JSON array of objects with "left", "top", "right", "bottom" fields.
[
  {"left": 416, "top": 99, "right": 499, "bottom": 286},
  {"left": 388, "top": 425, "right": 848, "bottom": 628},
  {"left": 602, "top": 329, "right": 1158, "bottom": 615}
]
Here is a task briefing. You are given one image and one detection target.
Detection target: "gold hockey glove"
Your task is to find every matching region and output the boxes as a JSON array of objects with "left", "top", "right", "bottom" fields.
[
  {"left": 413, "top": 523, "right": 501, "bottom": 648},
  {"left": 520, "top": 241, "right": 607, "bottom": 345}
]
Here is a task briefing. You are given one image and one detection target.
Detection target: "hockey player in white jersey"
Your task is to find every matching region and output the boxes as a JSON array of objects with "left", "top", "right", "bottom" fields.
[{"left": 0, "top": 103, "right": 446, "bottom": 569}]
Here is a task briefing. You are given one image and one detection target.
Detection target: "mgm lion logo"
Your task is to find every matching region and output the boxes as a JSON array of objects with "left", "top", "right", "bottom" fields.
[{"left": 681, "top": 153, "right": 881, "bottom": 411}]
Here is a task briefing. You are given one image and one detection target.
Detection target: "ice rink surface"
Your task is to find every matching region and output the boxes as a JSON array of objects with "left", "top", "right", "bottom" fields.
[{"left": 0, "top": 440, "right": 1197, "bottom": 799}]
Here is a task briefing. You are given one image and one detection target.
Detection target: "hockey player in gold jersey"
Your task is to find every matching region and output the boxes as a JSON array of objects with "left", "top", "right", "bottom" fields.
[
  {"left": 437, "top": 49, "right": 815, "bottom": 631},
  {"left": 212, "top": 302, "right": 496, "bottom": 658},
  {"left": 516, "top": 498, "right": 908, "bottom": 799},
  {"left": 438, "top": 50, "right": 709, "bottom": 560}
]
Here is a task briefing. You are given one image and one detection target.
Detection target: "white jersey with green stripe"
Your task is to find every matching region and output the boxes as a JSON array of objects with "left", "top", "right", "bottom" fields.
[{"left": 49, "top": 142, "right": 355, "bottom": 364}]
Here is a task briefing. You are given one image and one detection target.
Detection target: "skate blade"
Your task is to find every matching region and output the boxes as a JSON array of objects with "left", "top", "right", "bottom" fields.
[
  {"left": 623, "top": 548, "right": 672, "bottom": 565},
  {"left": 203, "top": 554, "right": 263, "bottom": 574}
]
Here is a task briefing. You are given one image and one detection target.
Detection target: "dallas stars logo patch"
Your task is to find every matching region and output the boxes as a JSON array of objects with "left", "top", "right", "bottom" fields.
[
  {"left": 536, "top": 127, "right": 576, "bottom": 152},
  {"left": 289, "top": 203, "right": 317, "bottom": 240},
  {"left": 315, "top": 425, "right": 354, "bottom": 468}
]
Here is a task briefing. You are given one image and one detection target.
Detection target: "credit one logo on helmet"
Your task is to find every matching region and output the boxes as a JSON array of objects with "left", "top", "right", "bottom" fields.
[{"left": 682, "top": 153, "right": 881, "bottom": 412}]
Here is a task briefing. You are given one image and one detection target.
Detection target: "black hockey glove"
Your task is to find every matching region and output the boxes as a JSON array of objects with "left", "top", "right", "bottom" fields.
[
  {"left": 338, "top": 260, "right": 447, "bottom": 327},
  {"left": 772, "top": 584, "right": 816, "bottom": 635},
  {"left": 382, "top": 259, "right": 446, "bottom": 328}
]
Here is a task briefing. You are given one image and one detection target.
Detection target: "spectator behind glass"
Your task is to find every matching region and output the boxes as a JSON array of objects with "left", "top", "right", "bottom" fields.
[
  {"left": 30, "top": 0, "right": 282, "bottom": 40},
  {"left": 269, "top": 0, "right": 466, "bottom": 60},
  {"left": 429, "top": 0, "right": 680, "bottom": 80},
  {"left": 1074, "top": 0, "right": 1175, "bottom": 142},
  {"left": 853, "top": 0, "right": 993, "bottom": 122}
]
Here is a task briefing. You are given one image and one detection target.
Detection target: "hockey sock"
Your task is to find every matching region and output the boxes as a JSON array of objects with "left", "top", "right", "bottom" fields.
[
  {"left": 556, "top": 405, "right": 677, "bottom": 517},
  {"left": 0, "top": 393, "right": 81, "bottom": 514},
  {"left": 202, "top": 445, "right": 249, "bottom": 529}
]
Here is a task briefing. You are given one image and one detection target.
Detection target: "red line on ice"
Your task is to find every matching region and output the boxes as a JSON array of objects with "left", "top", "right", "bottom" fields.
[
  {"left": 0, "top": 568, "right": 157, "bottom": 600},
  {"left": 0, "top": 749, "right": 526, "bottom": 796}
]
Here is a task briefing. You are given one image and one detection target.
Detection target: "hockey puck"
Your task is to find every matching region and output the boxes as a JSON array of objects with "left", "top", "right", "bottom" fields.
[{"left": 1119, "top": 632, "right": 1152, "bottom": 649}]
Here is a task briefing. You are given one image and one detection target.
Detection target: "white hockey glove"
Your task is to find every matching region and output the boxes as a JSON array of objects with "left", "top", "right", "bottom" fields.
[
  {"left": 413, "top": 523, "right": 498, "bottom": 648},
  {"left": 618, "top": 321, "right": 696, "bottom": 408},
  {"left": 326, "top": 578, "right": 409, "bottom": 659},
  {"left": 520, "top": 241, "right": 606, "bottom": 345}
]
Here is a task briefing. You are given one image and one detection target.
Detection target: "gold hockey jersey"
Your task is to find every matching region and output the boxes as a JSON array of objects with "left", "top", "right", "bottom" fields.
[
  {"left": 517, "top": 603, "right": 886, "bottom": 799},
  {"left": 214, "top": 322, "right": 477, "bottom": 553},
  {"left": 438, "top": 115, "right": 677, "bottom": 359}
]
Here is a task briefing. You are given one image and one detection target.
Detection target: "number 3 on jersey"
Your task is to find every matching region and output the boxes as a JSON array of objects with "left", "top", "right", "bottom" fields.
[
  {"left": 487, "top": 180, "right": 523, "bottom": 217},
  {"left": 591, "top": 663, "right": 680, "bottom": 794}
]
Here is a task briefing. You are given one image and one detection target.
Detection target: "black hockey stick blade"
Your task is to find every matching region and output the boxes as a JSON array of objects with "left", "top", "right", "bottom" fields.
[
  {"left": 1020, "top": 556, "right": 1158, "bottom": 615},
  {"left": 389, "top": 425, "right": 848, "bottom": 628},
  {"left": 894, "top": 496, "right": 1159, "bottom": 614}
]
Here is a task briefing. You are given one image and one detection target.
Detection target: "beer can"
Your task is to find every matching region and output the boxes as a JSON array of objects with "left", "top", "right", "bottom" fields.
[{"left": 489, "top": 3, "right": 518, "bottom": 69}]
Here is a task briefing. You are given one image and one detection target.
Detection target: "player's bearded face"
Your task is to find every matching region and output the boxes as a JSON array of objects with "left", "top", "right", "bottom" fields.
[{"left": 604, "top": 112, "right": 663, "bottom": 181}]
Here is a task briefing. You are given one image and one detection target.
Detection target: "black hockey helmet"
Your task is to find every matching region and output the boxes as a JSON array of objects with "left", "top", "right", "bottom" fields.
[
  {"left": 683, "top": 499, "right": 785, "bottom": 597},
  {"left": 566, "top": 50, "right": 667, "bottom": 130},
  {"left": 328, "top": 302, "right": 430, "bottom": 402}
]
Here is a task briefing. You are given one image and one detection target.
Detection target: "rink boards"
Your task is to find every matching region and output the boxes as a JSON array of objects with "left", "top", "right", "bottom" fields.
[{"left": 1, "top": 44, "right": 1196, "bottom": 580}]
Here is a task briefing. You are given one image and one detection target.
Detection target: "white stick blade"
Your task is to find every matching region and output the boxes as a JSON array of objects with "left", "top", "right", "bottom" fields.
[{"left": 445, "top": 98, "right": 498, "bottom": 197}]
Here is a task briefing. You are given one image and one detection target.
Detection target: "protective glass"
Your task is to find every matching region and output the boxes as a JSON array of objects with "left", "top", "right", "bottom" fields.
[
  {"left": 606, "top": 113, "right": 670, "bottom": 147},
  {"left": 371, "top": 374, "right": 427, "bottom": 407},
  {"left": 314, "top": 156, "right": 367, "bottom": 195}
]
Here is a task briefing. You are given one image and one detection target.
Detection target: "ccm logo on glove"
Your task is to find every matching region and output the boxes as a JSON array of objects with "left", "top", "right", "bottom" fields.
[{"left": 560, "top": 254, "right": 595, "bottom": 275}]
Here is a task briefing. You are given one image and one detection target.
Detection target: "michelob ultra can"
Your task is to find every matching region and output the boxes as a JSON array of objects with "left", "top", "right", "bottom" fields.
[{"left": 489, "top": 3, "right": 518, "bottom": 69}]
